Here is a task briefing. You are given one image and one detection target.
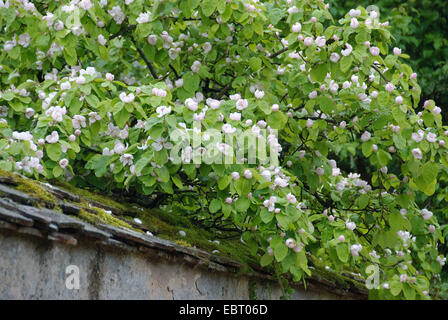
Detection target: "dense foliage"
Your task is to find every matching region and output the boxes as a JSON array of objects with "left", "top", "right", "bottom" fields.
[
  {"left": 329, "top": 0, "right": 448, "bottom": 118},
  {"left": 1, "top": 0, "right": 447, "bottom": 299},
  {"left": 330, "top": 0, "right": 448, "bottom": 298}
]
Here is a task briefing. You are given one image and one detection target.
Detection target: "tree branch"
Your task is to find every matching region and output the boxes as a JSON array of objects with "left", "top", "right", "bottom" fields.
[
  {"left": 270, "top": 47, "right": 289, "bottom": 59},
  {"left": 131, "top": 36, "right": 158, "bottom": 79}
]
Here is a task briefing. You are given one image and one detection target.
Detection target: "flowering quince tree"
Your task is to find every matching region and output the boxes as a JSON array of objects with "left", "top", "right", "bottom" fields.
[{"left": 0, "top": 0, "right": 447, "bottom": 299}]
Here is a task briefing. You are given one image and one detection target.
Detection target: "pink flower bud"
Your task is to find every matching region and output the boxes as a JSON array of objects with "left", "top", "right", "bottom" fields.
[
  {"left": 304, "top": 37, "right": 313, "bottom": 46},
  {"left": 285, "top": 238, "right": 296, "bottom": 248},
  {"left": 370, "top": 47, "right": 380, "bottom": 56},
  {"left": 393, "top": 47, "right": 402, "bottom": 55},
  {"left": 316, "top": 167, "right": 324, "bottom": 176}
]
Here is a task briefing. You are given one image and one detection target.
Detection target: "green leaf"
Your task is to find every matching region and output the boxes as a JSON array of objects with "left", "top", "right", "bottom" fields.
[
  {"left": 45, "top": 144, "right": 62, "bottom": 161},
  {"left": 340, "top": 55, "right": 353, "bottom": 73},
  {"left": 85, "top": 94, "right": 99, "bottom": 108},
  {"left": 1, "top": 91, "right": 15, "bottom": 101},
  {"left": 159, "top": 181, "right": 174, "bottom": 194},
  {"left": 402, "top": 283, "right": 416, "bottom": 300},
  {"left": 209, "top": 198, "right": 222, "bottom": 213},
  {"left": 310, "top": 63, "right": 328, "bottom": 82},
  {"left": 377, "top": 92, "right": 391, "bottom": 107},
  {"left": 89, "top": 155, "right": 109, "bottom": 177},
  {"left": 268, "top": 7, "right": 285, "bottom": 25},
  {"left": 183, "top": 72, "right": 200, "bottom": 93},
  {"left": 384, "top": 55, "right": 397, "bottom": 69},
  {"left": 377, "top": 150, "right": 391, "bottom": 167},
  {"left": 53, "top": 165, "right": 64, "bottom": 178},
  {"left": 260, "top": 208, "right": 274, "bottom": 223},
  {"left": 243, "top": 24, "right": 254, "bottom": 39},
  {"left": 356, "top": 194, "right": 370, "bottom": 209},
  {"left": 171, "top": 174, "right": 184, "bottom": 189},
  {"left": 155, "top": 166, "right": 170, "bottom": 182},
  {"left": 317, "top": 96, "right": 334, "bottom": 114},
  {"left": 249, "top": 57, "right": 262, "bottom": 72},
  {"left": 336, "top": 243, "right": 349, "bottom": 263},
  {"left": 362, "top": 141, "right": 373, "bottom": 158},
  {"left": 134, "top": 153, "right": 152, "bottom": 175},
  {"left": 218, "top": 175, "right": 232, "bottom": 190},
  {"left": 260, "top": 253, "right": 273, "bottom": 267},
  {"left": 154, "top": 148, "right": 168, "bottom": 165},
  {"left": 267, "top": 111, "right": 288, "bottom": 129},
  {"left": 296, "top": 250, "right": 308, "bottom": 271},
  {"left": 422, "top": 162, "right": 438, "bottom": 184},
  {"left": 63, "top": 47, "right": 77, "bottom": 66},
  {"left": 114, "top": 108, "right": 130, "bottom": 128},
  {"left": 393, "top": 134, "right": 406, "bottom": 150},
  {"left": 235, "top": 197, "right": 250, "bottom": 212},
  {"left": 390, "top": 281, "right": 402, "bottom": 296},
  {"left": 235, "top": 177, "right": 252, "bottom": 196},
  {"left": 390, "top": 211, "right": 411, "bottom": 232},
  {"left": 273, "top": 242, "right": 288, "bottom": 262},
  {"left": 201, "top": 0, "right": 217, "bottom": 17}
]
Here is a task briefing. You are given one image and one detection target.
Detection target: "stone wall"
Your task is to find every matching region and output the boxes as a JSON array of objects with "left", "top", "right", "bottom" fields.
[{"left": 0, "top": 230, "right": 360, "bottom": 300}]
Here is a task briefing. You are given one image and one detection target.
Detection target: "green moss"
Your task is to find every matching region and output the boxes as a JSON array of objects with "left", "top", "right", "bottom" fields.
[
  {"left": 307, "top": 255, "right": 366, "bottom": 291},
  {"left": 0, "top": 169, "right": 59, "bottom": 209},
  {"left": 249, "top": 279, "right": 258, "bottom": 300},
  {"left": 52, "top": 180, "right": 134, "bottom": 214},
  {"left": 78, "top": 208, "right": 141, "bottom": 233},
  {"left": 174, "top": 240, "right": 192, "bottom": 247},
  {"left": 133, "top": 208, "right": 258, "bottom": 271}
]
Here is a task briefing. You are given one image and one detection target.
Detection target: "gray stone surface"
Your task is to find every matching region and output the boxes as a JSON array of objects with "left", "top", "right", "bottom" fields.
[{"left": 0, "top": 230, "right": 355, "bottom": 300}]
